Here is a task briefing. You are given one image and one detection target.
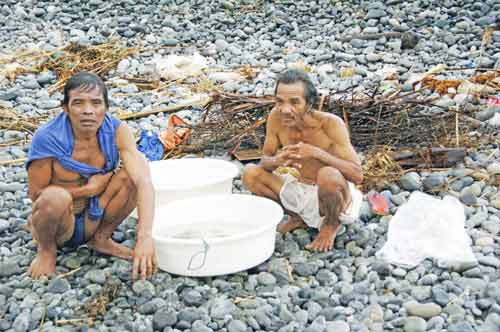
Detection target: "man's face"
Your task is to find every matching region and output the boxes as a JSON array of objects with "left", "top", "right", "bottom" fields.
[
  {"left": 63, "top": 86, "right": 106, "bottom": 135},
  {"left": 275, "top": 81, "right": 309, "bottom": 127}
]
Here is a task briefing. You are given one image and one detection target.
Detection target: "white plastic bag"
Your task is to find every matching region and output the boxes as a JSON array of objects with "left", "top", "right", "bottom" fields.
[
  {"left": 151, "top": 53, "right": 207, "bottom": 81},
  {"left": 376, "top": 191, "right": 477, "bottom": 268}
]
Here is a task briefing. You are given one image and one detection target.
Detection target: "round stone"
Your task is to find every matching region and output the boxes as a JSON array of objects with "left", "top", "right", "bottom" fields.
[
  {"left": 404, "top": 316, "right": 426, "bottom": 332},
  {"left": 404, "top": 301, "right": 442, "bottom": 319},
  {"left": 47, "top": 278, "right": 71, "bottom": 294}
]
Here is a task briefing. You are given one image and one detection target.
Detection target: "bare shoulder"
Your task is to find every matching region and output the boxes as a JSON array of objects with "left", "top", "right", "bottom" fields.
[
  {"left": 268, "top": 108, "right": 281, "bottom": 123},
  {"left": 267, "top": 108, "right": 282, "bottom": 130},
  {"left": 317, "top": 112, "right": 347, "bottom": 134},
  {"left": 115, "top": 122, "right": 136, "bottom": 149}
]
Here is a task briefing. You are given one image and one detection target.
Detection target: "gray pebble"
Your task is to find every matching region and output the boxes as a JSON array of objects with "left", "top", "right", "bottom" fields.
[
  {"left": 47, "top": 278, "right": 70, "bottom": 294},
  {"left": 178, "top": 308, "right": 201, "bottom": 322},
  {"left": 460, "top": 190, "right": 478, "bottom": 205},
  {"left": 210, "top": 298, "right": 237, "bottom": 319},
  {"left": 227, "top": 320, "right": 247, "bottom": 332},
  {"left": 0, "top": 261, "right": 21, "bottom": 277},
  {"left": 257, "top": 272, "right": 277, "bottom": 286},
  {"left": 478, "top": 256, "right": 500, "bottom": 268},
  {"left": 37, "top": 99, "right": 60, "bottom": 110},
  {"left": 12, "top": 311, "right": 30, "bottom": 332},
  {"left": 404, "top": 316, "right": 426, "bottom": 332},
  {"left": 182, "top": 289, "right": 203, "bottom": 306},
  {"left": 479, "top": 313, "right": 500, "bottom": 332},
  {"left": 0, "top": 182, "right": 25, "bottom": 192},
  {"left": 132, "top": 280, "right": 156, "bottom": 300},
  {"left": 371, "top": 260, "right": 391, "bottom": 276},
  {"left": 326, "top": 320, "right": 350, "bottom": 332},
  {"left": 431, "top": 286, "right": 450, "bottom": 306},
  {"left": 366, "top": 9, "right": 386, "bottom": 19},
  {"left": 423, "top": 174, "right": 447, "bottom": 191},
  {"left": 404, "top": 301, "right": 442, "bottom": 319},
  {"left": 400, "top": 172, "right": 422, "bottom": 191},
  {"left": 448, "top": 321, "right": 475, "bottom": 332},
  {"left": 191, "top": 320, "right": 213, "bottom": 332},
  {"left": 0, "top": 219, "right": 9, "bottom": 233},
  {"left": 85, "top": 269, "right": 107, "bottom": 285},
  {"left": 153, "top": 308, "right": 177, "bottom": 330}
]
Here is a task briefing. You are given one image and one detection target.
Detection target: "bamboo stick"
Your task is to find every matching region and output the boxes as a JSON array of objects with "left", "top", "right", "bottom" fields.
[
  {"left": 0, "top": 158, "right": 26, "bottom": 166},
  {"left": 117, "top": 96, "right": 211, "bottom": 120}
]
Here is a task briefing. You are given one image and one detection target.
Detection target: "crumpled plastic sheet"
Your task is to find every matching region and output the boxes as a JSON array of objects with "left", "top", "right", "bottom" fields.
[{"left": 376, "top": 191, "right": 477, "bottom": 269}]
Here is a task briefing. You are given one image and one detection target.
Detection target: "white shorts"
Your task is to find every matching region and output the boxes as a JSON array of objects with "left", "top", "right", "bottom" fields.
[{"left": 277, "top": 173, "right": 363, "bottom": 229}]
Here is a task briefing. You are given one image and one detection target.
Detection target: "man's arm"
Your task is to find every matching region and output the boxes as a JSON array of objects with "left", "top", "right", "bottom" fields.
[
  {"left": 28, "top": 158, "right": 111, "bottom": 200},
  {"left": 260, "top": 110, "right": 283, "bottom": 171},
  {"left": 27, "top": 159, "right": 53, "bottom": 201},
  {"left": 318, "top": 116, "right": 363, "bottom": 184},
  {"left": 115, "top": 122, "right": 156, "bottom": 279},
  {"left": 287, "top": 115, "right": 363, "bottom": 184}
]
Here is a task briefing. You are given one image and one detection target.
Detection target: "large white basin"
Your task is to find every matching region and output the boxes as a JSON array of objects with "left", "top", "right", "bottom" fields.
[
  {"left": 153, "top": 194, "right": 284, "bottom": 277},
  {"left": 131, "top": 158, "right": 239, "bottom": 218}
]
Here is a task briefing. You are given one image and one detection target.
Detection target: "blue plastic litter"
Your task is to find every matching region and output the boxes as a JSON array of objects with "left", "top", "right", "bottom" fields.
[
  {"left": 464, "top": 60, "right": 476, "bottom": 69},
  {"left": 137, "top": 130, "right": 164, "bottom": 161}
]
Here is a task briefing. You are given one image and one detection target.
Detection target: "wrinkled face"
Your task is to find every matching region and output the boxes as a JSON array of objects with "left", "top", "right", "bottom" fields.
[
  {"left": 275, "top": 81, "right": 309, "bottom": 127},
  {"left": 63, "top": 86, "right": 106, "bottom": 135}
]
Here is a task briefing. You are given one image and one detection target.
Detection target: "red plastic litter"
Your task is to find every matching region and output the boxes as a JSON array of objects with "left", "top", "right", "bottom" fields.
[{"left": 367, "top": 191, "right": 390, "bottom": 216}]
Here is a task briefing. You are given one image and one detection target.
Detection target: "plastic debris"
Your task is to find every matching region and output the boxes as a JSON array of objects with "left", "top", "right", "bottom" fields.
[
  {"left": 137, "top": 130, "right": 164, "bottom": 161},
  {"left": 151, "top": 53, "right": 207, "bottom": 81},
  {"left": 158, "top": 114, "right": 192, "bottom": 151},
  {"left": 376, "top": 191, "right": 477, "bottom": 268},
  {"left": 367, "top": 191, "right": 390, "bottom": 215}
]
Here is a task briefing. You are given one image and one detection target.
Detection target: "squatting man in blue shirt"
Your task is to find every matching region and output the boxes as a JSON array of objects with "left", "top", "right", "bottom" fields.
[{"left": 26, "top": 72, "right": 156, "bottom": 280}]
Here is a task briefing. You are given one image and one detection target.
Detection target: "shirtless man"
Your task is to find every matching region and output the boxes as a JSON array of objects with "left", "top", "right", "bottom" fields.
[
  {"left": 26, "top": 72, "right": 156, "bottom": 279},
  {"left": 242, "top": 69, "right": 363, "bottom": 252}
]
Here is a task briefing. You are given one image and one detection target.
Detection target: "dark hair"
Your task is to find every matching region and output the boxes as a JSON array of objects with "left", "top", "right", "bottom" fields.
[
  {"left": 274, "top": 69, "right": 318, "bottom": 107},
  {"left": 63, "top": 72, "right": 109, "bottom": 108}
]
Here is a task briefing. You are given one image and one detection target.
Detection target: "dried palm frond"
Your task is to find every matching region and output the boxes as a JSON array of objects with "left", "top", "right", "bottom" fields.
[
  {"left": 421, "top": 77, "right": 462, "bottom": 95},
  {"left": 1, "top": 39, "right": 137, "bottom": 93},
  {"left": 362, "top": 147, "right": 404, "bottom": 191}
]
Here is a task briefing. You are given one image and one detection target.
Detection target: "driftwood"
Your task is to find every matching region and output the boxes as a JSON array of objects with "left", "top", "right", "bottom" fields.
[
  {"left": 338, "top": 31, "right": 404, "bottom": 42},
  {"left": 392, "top": 148, "right": 467, "bottom": 168},
  {"left": 338, "top": 31, "right": 420, "bottom": 49}
]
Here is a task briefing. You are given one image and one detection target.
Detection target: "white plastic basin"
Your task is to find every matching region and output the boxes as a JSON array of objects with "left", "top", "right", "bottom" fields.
[
  {"left": 153, "top": 194, "right": 284, "bottom": 277},
  {"left": 131, "top": 158, "right": 239, "bottom": 218}
]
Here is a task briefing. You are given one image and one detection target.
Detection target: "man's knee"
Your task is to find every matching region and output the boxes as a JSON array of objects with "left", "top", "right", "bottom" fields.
[
  {"left": 242, "top": 164, "right": 264, "bottom": 188},
  {"left": 33, "top": 187, "right": 72, "bottom": 221},
  {"left": 316, "top": 167, "right": 345, "bottom": 190},
  {"left": 115, "top": 169, "right": 135, "bottom": 191}
]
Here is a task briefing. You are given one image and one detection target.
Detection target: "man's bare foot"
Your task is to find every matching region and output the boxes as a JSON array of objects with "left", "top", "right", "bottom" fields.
[
  {"left": 277, "top": 216, "right": 307, "bottom": 234},
  {"left": 28, "top": 250, "right": 56, "bottom": 278},
  {"left": 89, "top": 236, "right": 133, "bottom": 260},
  {"left": 306, "top": 223, "right": 341, "bottom": 252}
]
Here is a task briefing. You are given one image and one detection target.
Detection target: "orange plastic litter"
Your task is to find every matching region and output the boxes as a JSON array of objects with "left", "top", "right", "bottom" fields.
[{"left": 158, "top": 114, "right": 192, "bottom": 151}]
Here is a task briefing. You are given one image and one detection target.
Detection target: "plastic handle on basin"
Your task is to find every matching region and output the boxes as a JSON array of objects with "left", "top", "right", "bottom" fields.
[{"left": 187, "top": 239, "right": 210, "bottom": 271}]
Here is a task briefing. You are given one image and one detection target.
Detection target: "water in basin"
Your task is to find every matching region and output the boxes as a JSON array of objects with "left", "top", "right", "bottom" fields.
[{"left": 164, "top": 221, "right": 253, "bottom": 240}]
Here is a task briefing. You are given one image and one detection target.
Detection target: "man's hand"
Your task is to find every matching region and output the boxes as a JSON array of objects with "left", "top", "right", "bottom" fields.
[
  {"left": 86, "top": 172, "right": 113, "bottom": 196},
  {"left": 132, "top": 237, "right": 157, "bottom": 280},
  {"left": 270, "top": 149, "right": 301, "bottom": 170},
  {"left": 274, "top": 149, "right": 292, "bottom": 166},
  {"left": 284, "top": 142, "right": 320, "bottom": 161}
]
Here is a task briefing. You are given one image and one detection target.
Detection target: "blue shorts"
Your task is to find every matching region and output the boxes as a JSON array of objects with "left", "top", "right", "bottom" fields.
[{"left": 64, "top": 213, "right": 86, "bottom": 248}]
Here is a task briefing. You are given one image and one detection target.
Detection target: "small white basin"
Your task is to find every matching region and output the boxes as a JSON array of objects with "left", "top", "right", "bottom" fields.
[{"left": 153, "top": 194, "right": 284, "bottom": 277}]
